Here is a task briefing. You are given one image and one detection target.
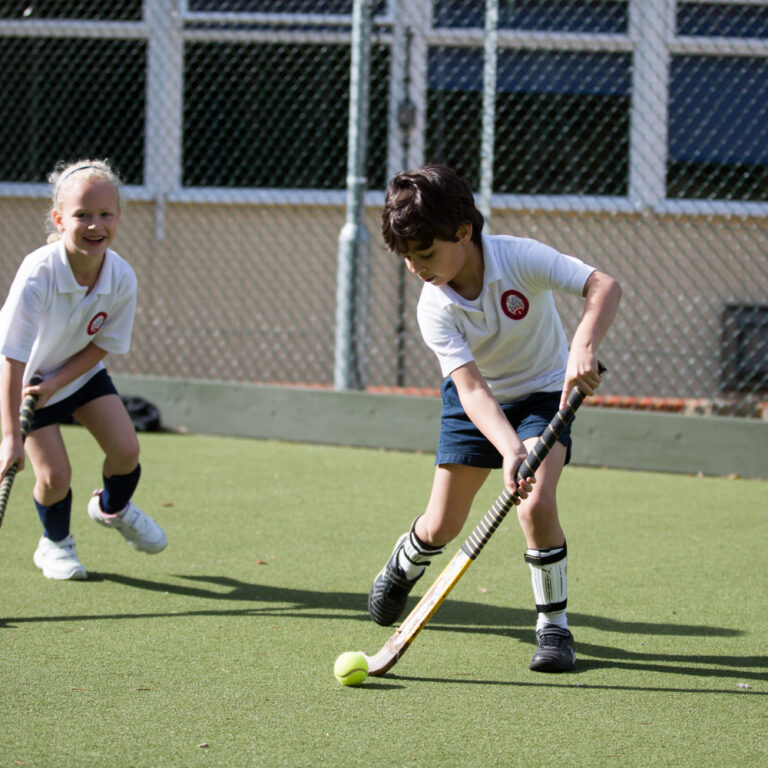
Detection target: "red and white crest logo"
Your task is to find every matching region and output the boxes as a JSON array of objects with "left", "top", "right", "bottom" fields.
[
  {"left": 87, "top": 311, "right": 108, "bottom": 335},
  {"left": 500, "top": 290, "right": 529, "bottom": 320}
]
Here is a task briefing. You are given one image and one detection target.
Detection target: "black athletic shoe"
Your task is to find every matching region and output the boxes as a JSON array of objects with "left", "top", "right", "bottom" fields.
[
  {"left": 529, "top": 625, "right": 576, "bottom": 672},
  {"left": 368, "top": 533, "right": 422, "bottom": 626}
]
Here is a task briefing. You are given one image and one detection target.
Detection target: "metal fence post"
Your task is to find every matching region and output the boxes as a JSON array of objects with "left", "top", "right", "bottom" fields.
[
  {"left": 479, "top": 0, "right": 499, "bottom": 228},
  {"left": 335, "top": 0, "right": 373, "bottom": 391}
]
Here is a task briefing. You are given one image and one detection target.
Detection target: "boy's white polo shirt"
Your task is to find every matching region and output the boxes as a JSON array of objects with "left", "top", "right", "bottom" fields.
[
  {"left": 416, "top": 233, "right": 595, "bottom": 402},
  {"left": 0, "top": 240, "right": 137, "bottom": 406}
]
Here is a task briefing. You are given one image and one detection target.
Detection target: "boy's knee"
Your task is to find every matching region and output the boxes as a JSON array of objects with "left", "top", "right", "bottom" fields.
[
  {"left": 517, "top": 498, "right": 558, "bottom": 529},
  {"left": 416, "top": 515, "right": 461, "bottom": 548}
]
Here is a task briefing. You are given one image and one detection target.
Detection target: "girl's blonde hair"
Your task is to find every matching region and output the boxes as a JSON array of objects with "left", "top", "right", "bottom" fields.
[{"left": 46, "top": 159, "right": 122, "bottom": 243}]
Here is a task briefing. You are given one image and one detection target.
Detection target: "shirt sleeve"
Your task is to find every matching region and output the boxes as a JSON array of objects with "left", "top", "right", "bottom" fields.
[
  {"left": 520, "top": 239, "right": 595, "bottom": 296},
  {"left": 0, "top": 268, "right": 47, "bottom": 363},
  {"left": 416, "top": 291, "right": 475, "bottom": 378}
]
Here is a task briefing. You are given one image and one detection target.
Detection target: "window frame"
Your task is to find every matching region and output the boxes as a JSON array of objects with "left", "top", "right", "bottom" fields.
[{"left": 0, "top": 0, "right": 765, "bottom": 220}]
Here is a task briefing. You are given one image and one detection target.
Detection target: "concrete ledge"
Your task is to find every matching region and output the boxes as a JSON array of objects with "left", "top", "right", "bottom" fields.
[
  {"left": 112, "top": 375, "right": 768, "bottom": 479},
  {"left": 112, "top": 375, "right": 443, "bottom": 452},
  {"left": 572, "top": 407, "right": 767, "bottom": 479}
]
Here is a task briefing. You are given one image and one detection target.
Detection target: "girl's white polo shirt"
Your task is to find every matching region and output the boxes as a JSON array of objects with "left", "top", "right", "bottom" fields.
[
  {"left": 416, "top": 233, "right": 595, "bottom": 403},
  {"left": 0, "top": 241, "right": 137, "bottom": 406}
]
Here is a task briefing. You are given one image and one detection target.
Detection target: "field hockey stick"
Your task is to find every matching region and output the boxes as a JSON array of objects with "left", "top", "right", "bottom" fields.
[
  {"left": 0, "top": 376, "right": 43, "bottom": 529},
  {"left": 363, "top": 364, "right": 606, "bottom": 677}
]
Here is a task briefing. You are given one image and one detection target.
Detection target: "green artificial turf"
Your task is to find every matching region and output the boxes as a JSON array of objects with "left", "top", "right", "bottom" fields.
[{"left": 1, "top": 427, "right": 766, "bottom": 767}]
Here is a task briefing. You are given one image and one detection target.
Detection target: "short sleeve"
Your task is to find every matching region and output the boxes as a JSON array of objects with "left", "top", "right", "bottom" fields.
[
  {"left": 416, "top": 294, "right": 475, "bottom": 378},
  {"left": 0, "top": 267, "right": 48, "bottom": 363},
  {"left": 521, "top": 240, "right": 595, "bottom": 296}
]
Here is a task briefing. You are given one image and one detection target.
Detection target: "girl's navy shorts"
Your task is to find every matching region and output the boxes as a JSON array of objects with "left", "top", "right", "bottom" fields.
[
  {"left": 28, "top": 369, "right": 118, "bottom": 432},
  {"left": 435, "top": 378, "right": 572, "bottom": 468}
]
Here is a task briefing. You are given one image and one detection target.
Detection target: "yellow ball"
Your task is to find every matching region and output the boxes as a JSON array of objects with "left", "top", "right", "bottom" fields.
[{"left": 334, "top": 651, "right": 368, "bottom": 686}]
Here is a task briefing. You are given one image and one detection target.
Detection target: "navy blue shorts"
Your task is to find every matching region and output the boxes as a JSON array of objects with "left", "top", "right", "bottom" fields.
[
  {"left": 29, "top": 369, "right": 118, "bottom": 432},
  {"left": 435, "top": 378, "right": 572, "bottom": 468}
]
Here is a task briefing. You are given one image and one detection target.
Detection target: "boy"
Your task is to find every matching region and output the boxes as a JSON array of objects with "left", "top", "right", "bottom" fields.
[{"left": 368, "top": 165, "right": 621, "bottom": 671}]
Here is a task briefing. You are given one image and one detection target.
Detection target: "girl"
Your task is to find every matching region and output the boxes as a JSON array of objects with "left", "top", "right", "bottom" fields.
[{"left": 0, "top": 160, "right": 166, "bottom": 580}]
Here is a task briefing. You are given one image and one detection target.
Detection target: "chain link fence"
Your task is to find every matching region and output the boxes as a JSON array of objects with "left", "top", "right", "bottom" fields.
[{"left": 1, "top": 1, "right": 766, "bottom": 418}]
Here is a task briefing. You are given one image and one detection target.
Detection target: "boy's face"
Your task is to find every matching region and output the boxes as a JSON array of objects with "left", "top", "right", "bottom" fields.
[{"left": 402, "top": 223, "right": 476, "bottom": 290}]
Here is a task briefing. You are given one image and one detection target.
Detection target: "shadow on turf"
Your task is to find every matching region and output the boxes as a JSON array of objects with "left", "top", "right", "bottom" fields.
[
  {"left": 3, "top": 572, "right": 766, "bottom": 685},
  {"left": 64, "top": 572, "right": 748, "bottom": 636},
  {"left": 388, "top": 674, "right": 768, "bottom": 695}
]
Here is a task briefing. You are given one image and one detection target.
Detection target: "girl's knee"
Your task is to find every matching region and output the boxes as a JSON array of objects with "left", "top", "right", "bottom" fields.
[
  {"left": 106, "top": 442, "right": 140, "bottom": 474},
  {"left": 35, "top": 466, "right": 71, "bottom": 498}
]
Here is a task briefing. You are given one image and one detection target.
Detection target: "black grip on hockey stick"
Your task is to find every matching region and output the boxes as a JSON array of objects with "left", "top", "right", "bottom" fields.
[{"left": 0, "top": 376, "right": 43, "bottom": 528}]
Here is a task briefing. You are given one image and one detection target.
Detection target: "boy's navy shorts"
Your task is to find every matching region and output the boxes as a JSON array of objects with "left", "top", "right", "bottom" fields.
[
  {"left": 28, "top": 369, "right": 118, "bottom": 432},
  {"left": 435, "top": 378, "right": 572, "bottom": 468}
]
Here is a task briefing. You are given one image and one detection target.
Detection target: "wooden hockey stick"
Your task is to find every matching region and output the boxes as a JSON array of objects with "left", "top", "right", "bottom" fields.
[
  {"left": 364, "top": 367, "right": 604, "bottom": 676},
  {"left": 0, "top": 376, "right": 43, "bottom": 529}
]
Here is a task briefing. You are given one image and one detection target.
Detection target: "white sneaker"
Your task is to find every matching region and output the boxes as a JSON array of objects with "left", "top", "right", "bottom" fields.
[
  {"left": 88, "top": 491, "right": 167, "bottom": 554},
  {"left": 33, "top": 534, "right": 87, "bottom": 580}
]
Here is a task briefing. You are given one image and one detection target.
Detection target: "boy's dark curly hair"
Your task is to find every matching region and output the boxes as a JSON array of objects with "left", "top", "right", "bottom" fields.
[{"left": 381, "top": 165, "right": 484, "bottom": 254}]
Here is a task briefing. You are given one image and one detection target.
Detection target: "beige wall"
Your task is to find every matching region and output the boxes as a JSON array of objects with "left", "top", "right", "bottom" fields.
[{"left": 2, "top": 196, "right": 766, "bottom": 400}]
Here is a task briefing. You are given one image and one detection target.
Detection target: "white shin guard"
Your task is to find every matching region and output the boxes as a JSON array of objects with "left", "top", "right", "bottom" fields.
[
  {"left": 397, "top": 518, "right": 445, "bottom": 580},
  {"left": 525, "top": 544, "right": 568, "bottom": 621}
]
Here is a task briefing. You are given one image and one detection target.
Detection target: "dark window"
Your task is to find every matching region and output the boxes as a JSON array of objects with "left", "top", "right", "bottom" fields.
[
  {"left": 183, "top": 41, "right": 389, "bottom": 189},
  {"left": 721, "top": 305, "right": 768, "bottom": 392},
  {"left": 434, "top": 0, "right": 628, "bottom": 33},
  {"left": 0, "top": 2, "right": 142, "bottom": 20},
  {"left": 677, "top": 3, "right": 768, "bottom": 38},
  {"left": 0, "top": 37, "right": 145, "bottom": 184},
  {"left": 427, "top": 47, "right": 630, "bottom": 195},
  {"left": 187, "top": 1, "right": 388, "bottom": 14},
  {"left": 668, "top": 56, "right": 768, "bottom": 201}
]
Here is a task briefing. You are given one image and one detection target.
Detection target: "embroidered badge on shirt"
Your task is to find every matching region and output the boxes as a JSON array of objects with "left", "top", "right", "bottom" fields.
[
  {"left": 500, "top": 289, "right": 529, "bottom": 320},
  {"left": 87, "top": 312, "right": 108, "bottom": 335}
]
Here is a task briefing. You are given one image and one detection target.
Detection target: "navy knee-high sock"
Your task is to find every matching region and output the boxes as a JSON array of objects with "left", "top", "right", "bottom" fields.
[
  {"left": 35, "top": 489, "right": 73, "bottom": 542},
  {"left": 100, "top": 464, "right": 141, "bottom": 514}
]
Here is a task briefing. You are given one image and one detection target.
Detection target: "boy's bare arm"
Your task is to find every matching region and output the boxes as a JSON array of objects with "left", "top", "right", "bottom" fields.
[
  {"left": 561, "top": 270, "right": 622, "bottom": 408},
  {"left": 451, "top": 362, "right": 533, "bottom": 493}
]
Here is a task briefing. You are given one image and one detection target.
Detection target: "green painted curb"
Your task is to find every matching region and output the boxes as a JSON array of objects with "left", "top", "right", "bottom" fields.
[{"left": 112, "top": 375, "right": 768, "bottom": 479}]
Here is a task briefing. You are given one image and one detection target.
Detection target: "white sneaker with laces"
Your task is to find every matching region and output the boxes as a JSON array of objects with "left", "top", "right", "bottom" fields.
[
  {"left": 87, "top": 491, "right": 167, "bottom": 554},
  {"left": 33, "top": 534, "right": 87, "bottom": 580}
]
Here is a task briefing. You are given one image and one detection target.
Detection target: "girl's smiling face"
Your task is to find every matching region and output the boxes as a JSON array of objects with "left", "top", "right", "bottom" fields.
[{"left": 52, "top": 178, "right": 120, "bottom": 263}]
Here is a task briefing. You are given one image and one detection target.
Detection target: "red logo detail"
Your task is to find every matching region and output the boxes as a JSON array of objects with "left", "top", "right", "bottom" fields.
[
  {"left": 500, "top": 290, "right": 529, "bottom": 320},
  {"left": 87, "top": 312, "right": 107, "bottom": 335}
]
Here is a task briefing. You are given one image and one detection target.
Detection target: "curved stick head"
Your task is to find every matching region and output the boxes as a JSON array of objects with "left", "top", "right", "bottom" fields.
[{"left": 362, "top": 648, "right": 399, "bottom": 677}]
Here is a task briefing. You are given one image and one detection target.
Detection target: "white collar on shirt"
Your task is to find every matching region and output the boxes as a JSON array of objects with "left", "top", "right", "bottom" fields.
[{"left": 52, "top": 240, "right": 114, "bottom": 295}]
